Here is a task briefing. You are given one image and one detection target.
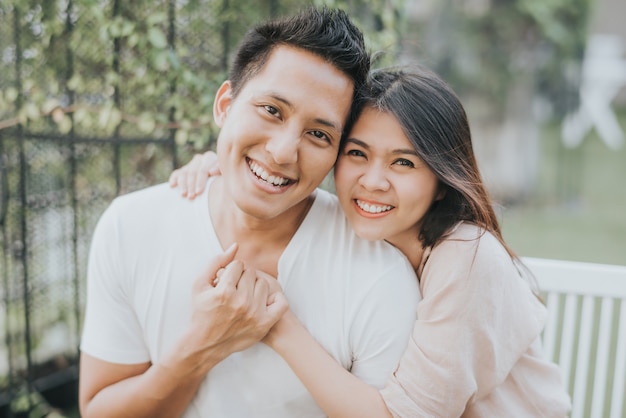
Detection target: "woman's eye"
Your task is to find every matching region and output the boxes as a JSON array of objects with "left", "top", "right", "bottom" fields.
[
  {"left": 346, "top": 149, "right": 365, "bottom": 157},
  {"left": 394, "top": 159, "right": 415, "bottom": 168}
]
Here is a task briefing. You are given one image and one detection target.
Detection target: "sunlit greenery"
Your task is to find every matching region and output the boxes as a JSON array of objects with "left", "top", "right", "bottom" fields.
[{"left": 0, "top": 0, "right": 407, "bottom": 151}]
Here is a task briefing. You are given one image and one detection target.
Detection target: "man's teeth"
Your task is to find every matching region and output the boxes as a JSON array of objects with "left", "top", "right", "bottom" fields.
[
  {"left": 356, "top": 200, "right": 393, "bottom": 214},
  {"left": 249, "top": 161, "right": 290, "bottom": 186}
]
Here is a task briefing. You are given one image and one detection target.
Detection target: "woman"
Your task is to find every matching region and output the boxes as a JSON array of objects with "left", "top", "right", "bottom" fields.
[{"left": 170, "top": 66, "right": 571, "bottom": 417}]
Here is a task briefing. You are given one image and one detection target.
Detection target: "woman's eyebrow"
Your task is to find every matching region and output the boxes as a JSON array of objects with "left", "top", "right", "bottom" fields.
[
  {"left": 345, "top": 138, "right": 370, "bottom": 149},
  {"left": 392, "top": 148, "right": 419, "bottom": 156},
  {"left": 346, "top": 138, "right": 418, "bottom": 156}
]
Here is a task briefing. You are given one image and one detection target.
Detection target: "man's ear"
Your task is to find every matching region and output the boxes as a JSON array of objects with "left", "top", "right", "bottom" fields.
[{"left": 213, "top": 81, "right": 233, "bottom": 128}]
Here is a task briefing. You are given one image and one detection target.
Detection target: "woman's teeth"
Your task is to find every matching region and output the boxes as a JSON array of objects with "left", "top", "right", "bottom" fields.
[{"left": 356, "top": 200, "right": 393, "bottom": 214}]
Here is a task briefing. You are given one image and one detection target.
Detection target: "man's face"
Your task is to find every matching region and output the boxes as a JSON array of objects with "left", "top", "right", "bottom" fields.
[{"left": 213, "top": 45, "right": 354, "bottom": 221}]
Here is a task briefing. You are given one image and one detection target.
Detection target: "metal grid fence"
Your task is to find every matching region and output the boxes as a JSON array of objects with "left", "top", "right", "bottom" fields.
[{"left": 0, "top": 0, "right": 314, "bottom": 415}]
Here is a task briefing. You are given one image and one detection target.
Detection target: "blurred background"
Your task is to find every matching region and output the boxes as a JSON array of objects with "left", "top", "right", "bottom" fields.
[{"left": 0, "top": 0, "right": 624, "bottom": 416}]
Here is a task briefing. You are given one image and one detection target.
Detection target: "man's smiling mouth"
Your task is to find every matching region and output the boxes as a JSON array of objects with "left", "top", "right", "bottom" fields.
[{"left": 247, "top": 158, "right": 292, "bottom": 187}]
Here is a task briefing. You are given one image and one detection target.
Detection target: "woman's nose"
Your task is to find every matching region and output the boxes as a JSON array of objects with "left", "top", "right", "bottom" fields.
[{"left": 359, "top": 164, "right": 390, "bottom": 191}]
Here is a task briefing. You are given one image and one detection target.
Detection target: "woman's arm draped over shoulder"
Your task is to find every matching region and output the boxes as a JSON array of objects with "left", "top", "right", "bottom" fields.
[
  {"left": 265, "top": 310, "right": 393, "bottom": 418},
  {"left": 380, "top": 225, "right": 546, "bottom": 417},
  {"left": 169, "top": 151, "right": 219, "bottom": 200}
]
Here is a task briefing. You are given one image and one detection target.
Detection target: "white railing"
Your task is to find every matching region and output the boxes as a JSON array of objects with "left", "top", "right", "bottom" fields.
[{"left": 524, "top": 257, "right": 626, "bottom": 418}]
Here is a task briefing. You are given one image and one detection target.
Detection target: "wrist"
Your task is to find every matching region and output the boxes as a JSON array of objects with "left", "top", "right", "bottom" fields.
[
  {"left": 265, "top": 310, "right": 304, "bottom": 353},
  {"left": 160, "top": 328, "right": 229, "bottom": 380}
]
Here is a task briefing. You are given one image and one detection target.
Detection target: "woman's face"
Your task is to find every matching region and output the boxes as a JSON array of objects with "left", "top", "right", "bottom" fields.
[{"left": 334, "top": 107, "right": 443, "bottom": 248}]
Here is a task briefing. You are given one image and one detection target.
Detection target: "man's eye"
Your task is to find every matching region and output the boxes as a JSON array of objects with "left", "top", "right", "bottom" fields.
[
  {"left": 312, "top": 130, "right": 330, "bottom": 142},
  {"left": 264, "top": 105, "right": 279, "bottom": 116}
]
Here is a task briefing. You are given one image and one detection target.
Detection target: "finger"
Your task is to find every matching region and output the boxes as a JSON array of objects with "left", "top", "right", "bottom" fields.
[
  {"left": 193, "top": 152, "right": 218, "bottom": 195},
  {"left": 186, "top": 155, "right": 203, "bottom": 199},
  {"left": 192, "top": 243, "right": 238, "bottom": 292},
  {"left": 217, "top": 259, "right": 247, "bottom": 289},
  {"left": 252, "top": 275, "right": 270, "bottom": 308},
  {"left": 212, "top": 267, "right": 225, "bottom": 287},
  {"left": 174, "top": 169, "right": 189, "bottom": 197},
  {"left": 168, "top": 169, "right": 180, "bottom": 187},
  {"left": 256, "top": 270, "right": 282, "bottom": 294},
  {"left": 204, "top": 151, "right": 222, "bottom": 178},
  {"left": 234, "top": 268, "right": 257, "bottom": 303}
]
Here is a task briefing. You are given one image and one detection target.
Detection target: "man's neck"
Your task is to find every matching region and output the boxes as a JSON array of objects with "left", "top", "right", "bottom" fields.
[{"left": 208, "top": 178, "right": 315, "bottom": 276}]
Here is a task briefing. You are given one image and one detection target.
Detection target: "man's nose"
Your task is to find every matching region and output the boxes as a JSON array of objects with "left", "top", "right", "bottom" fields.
[{"left": 266, "top": 129, "right": 299, "bottom": 165}]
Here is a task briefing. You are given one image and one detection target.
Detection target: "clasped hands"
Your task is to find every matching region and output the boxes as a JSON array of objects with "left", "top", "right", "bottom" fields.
[{"left": 187, "top": 243, "right": 289, "bottom": 363}]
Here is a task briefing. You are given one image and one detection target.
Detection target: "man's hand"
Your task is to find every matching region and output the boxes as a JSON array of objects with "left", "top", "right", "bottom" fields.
[
  {"left": 79, "top": 244, "right": 288, "bottom": 418},
  {"left": 169, "top": 151, "right": 220, "bottom": 200},
  {"left": 179, "top": 243, "right": 289, "bottom": 371}
]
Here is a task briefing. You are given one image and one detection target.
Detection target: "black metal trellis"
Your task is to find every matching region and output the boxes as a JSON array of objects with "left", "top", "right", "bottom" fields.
[
  {"left": 0, "top": 1, "right": 299, "bottom": 415},
  {"left": 0, "top": 0, "right": 401, "bottom": 414}
]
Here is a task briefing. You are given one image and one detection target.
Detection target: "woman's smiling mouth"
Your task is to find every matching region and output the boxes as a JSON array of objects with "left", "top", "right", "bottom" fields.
[{"left": 355, "top": 199, "right": 394, "bottom": 214}]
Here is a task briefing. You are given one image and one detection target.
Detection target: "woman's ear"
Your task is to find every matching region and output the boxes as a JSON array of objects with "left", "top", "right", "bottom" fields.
[
  {"left": 213, "top": 81, "right": 233, "bottom": 128},
  {"left": 435, "top": 185, "right": 446, "bottom": 201}
]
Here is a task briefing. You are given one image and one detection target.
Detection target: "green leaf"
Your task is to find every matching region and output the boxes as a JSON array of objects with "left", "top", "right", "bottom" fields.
[
  {"left": 25, "top": 103, "right": 40, "bottom": 121},
  {"left": 67, "top": 74, "right": 83, "bottom": 91},
  {"left": 153, "top": 50, "right": 169, "bottom": 71},
  {"left": 42, "top": 98, "right": 61, "bottom": 114},
  {"left": 137, "top": 112, "right": 156, "bottom": 133},
  {"left": 147, "top": 12, "right": 168, "bottom": 25},
  {"left": 5, "top": 87, "right": 19, "bottom": 102},
  {"left": 57, "top": 114, "right": 73, "bottom": 134},
  {"left": 148, "top": 27, "right": 168, "bottom": 49},
  {"left": 175, "top": 129, "right": 188, "bottom": 145}
]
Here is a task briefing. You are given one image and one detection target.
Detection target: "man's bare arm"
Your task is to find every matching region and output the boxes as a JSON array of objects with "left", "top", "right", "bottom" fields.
[{"left": 79, "top": 244, "right": 288, "bottom": 417}]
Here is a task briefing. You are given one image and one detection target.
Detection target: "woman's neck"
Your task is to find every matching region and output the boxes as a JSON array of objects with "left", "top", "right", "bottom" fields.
[{"left": 386, "top": 234, "right": 425, "bottom": 272}]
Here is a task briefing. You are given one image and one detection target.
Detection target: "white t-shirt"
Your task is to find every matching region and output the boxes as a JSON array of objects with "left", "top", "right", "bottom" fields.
[{"left": 81, "top": 182, "right": 420, "bottom": 418}]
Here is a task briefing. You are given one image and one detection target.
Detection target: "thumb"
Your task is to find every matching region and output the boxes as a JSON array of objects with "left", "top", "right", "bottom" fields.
[{"left": 193, "top": 243, "right": 238, "bottom": 291}]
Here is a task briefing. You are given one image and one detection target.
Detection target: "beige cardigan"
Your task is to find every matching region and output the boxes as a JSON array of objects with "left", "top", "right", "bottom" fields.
[{"left": 380, "top": 223, "right": 571, "bottom": 417}]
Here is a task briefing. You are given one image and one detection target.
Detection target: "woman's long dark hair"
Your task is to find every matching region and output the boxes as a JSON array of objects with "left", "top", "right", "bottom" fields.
[{"left": 352, "top": 66, "right": 518, "bottom": 260}]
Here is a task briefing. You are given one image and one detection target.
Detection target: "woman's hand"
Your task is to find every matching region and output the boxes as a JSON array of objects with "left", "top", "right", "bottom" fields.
[
  {"left": 252, "top": 271, "right": 297, "bottom": 350},
  {"left": 169, "top": 151, "right": 220, "bottom": 200}
]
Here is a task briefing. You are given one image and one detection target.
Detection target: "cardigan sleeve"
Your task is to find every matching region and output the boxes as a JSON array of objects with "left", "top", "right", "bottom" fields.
[{"left": 380, "top": 224, "right": 547, "bottom": 417}]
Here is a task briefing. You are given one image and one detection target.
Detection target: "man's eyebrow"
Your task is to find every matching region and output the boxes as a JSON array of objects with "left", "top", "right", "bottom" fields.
[
  {"left": 266, "top": 92, "right": 293, "bottom": 109},
  {"left": 313, "top": 117, "right": 342, "bottom": 134}
]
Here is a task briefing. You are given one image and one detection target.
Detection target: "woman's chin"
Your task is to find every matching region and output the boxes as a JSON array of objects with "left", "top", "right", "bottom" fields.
[{"left": 353, "top": 228, "right": 387, "bottom": 242}]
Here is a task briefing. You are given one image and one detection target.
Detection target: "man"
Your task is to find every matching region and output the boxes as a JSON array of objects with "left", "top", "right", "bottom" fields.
[{"left": 79, "top": 7, "right": 419, "bottom": 418}]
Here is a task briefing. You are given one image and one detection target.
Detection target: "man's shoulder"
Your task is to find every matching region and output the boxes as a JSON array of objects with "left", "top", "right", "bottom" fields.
[
  {"left": 308, "top": 188, "right": 407, "bottom": 260},
  {"left": 300, "top": 191, "right": 411, "bottom": 280},
  {"left": 112, "top": 182, "right": 175, "bottom": 207},
  {"left": 101, "top": 182, "right": 202, "bottom": 233},
  {"left": 109, "top": 182, "right": 195, "bottom": 216}
]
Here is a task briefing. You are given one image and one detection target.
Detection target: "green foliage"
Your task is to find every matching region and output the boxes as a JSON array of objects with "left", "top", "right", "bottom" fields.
[
  {"left": 10, "top": 385, "right": 69, "bottom": 417},
  {"left": 411, "top": 0, "right": 592, "bottom": 119},
  {"left": 0, "top": 0, "right": 407, "bottom": 150},
  {"left": 314, "top": 0, "right": 406, "bottom": 67}
]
